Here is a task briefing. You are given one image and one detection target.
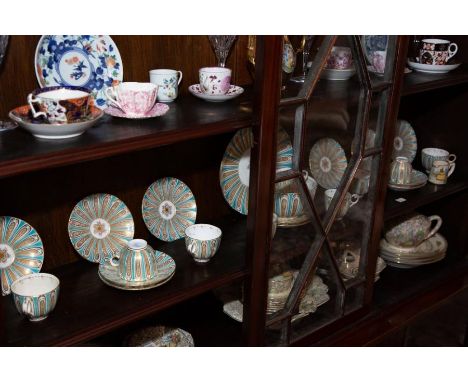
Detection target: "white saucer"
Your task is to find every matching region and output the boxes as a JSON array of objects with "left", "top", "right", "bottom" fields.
[
  {"left": 104, "top": 103, "right": 169, "bottom": 119},
  {"left": 407, "top": 59, "right": 461, "bottom": 74},
  {"left": 188, "top": 84, "right": 244, "bottom": 102},
  {"left": 321, "top": 67, "right": 356, "bottom": 81}
]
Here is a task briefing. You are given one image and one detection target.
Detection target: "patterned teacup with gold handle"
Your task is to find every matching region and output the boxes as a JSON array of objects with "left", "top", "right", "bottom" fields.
[
  {"left": 110, "top": 239, "right": 158, "bottom": 282},
  {"left": 185, "top": 224, "right": 222, "bottom": 263}
]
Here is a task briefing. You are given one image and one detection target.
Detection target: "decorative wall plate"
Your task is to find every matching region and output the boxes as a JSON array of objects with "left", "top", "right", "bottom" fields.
[
  {"left": 142, "top": 177, "right": 197, "bottom": 242},
  {"left": 309, "top": 138, "right": 347, "bottom": 189},
  {"left": 104, "top": 103, "right": 169, "bottom": 119},
  {"left": 35, "top": 35, "right": 123, "bottom": 109},
  {"left": 392, "top": 120, "right": 417, "bottom": 162},
  {"left": 0, "top": 216, "right": 44, "bottom": 296},
  {"left": 125, "top": 326, "right": 194, "bottom": 347},
  {"left": 388, "top": 170, "right": 427, "bottom": 191},
  {"left": 220, "top": 128, "right": 293, "bottom": 215},
  {"left": 9, "top": 105, "right": 103, "bottom": 140},
  {"left": 98, "top": 251, "right": 175, "bottom": 291},
  {"left": 361, "top": 35, "right": 388, "bottom": 63},
  {"left": 188, "top": 84, "right": 244, "bottom": 102},
  {"left": 68, "top": 193, "right": 134, "bottom": 264}
]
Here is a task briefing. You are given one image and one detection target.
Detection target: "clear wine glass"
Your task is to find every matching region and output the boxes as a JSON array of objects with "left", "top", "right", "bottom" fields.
[
  {"left": 290, "top": 35, "right": 314, "bottom": 83},
  {"left": 208, "top": 35, "right": 237, "bottom": 67},
  {"left": 0, "top": 35, "right": 16, "bottom": 132}
]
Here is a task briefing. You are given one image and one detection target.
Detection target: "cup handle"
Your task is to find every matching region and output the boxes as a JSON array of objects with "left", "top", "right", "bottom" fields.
[
  {"left": 177, "top": 71, "right": 183, "bottom": 85},
  {"left": 105, "top": 87, "right": 123, "bottom": 110},
  {"left": 27, "top": 93, "right": 47, "bottom": 119},
  {"left": 447, "top": 162, "right": 456, "bottom": 178},
  {"left": 424, "top": 215, "right": 443, "bottom": 241},
  {"left": 109, "top": 254, "right": 120, "bottom": 267},
  {"left": 349, "top": 194, "right": 360, "bottom": 208},
  {"left": 448, "top": 43, "right": 458, "bottom": 60},
  {"left": 448, "top": 154, "right": 457, "bottom": 163}
]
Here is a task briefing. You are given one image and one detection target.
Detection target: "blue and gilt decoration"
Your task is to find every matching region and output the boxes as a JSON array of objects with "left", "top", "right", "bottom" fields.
[
  {"left": 142, "top": 178, "right": 197, "bottom": 242},
  {"left": 68, "top": 193, "right": 135, "bottom": 264},
  {"left": 309, "top": 138, "right": 348, "bottom": 189},
  {"left": 0, "top": 216, "right": 44, "bottom": 296},
  {"left": 392, "top": 120, "right": 417, "bottom": 163}
]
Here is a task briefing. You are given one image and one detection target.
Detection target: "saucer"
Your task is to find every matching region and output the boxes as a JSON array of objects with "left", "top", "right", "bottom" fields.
[
  {"left": 188, "top": 84, "right": 244, "bottom": 102},
  {"left": 104, "top": 103, "right": 169, "bottom": 119},
  {"left": 388, "top": 169, "right": 427, "bottom": 191},
  {"left": 9, "top": 105, "right": 103, "bottom": 140},
  {"left": 407, "top": 59, "right": 461, "bottom": 74},
  {"left": 321, "top": 67, "right": 356, "bottom": 81},
  {"left": 98, "top": 250, "right": 175, "bottom": 290}
]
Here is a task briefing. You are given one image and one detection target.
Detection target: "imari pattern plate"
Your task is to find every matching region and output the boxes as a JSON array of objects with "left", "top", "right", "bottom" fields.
[
  {"left": 0, "top": 217, "right": 44, "bottom": 296},
  {"left": 35, "top": 35, "right": 123, "bottom": 109},
  {"left": 392, "top": 120, "right": 417, "bottom": 163},
  {"left": 220, "top": 128, "right": 293, "bottom": 215},
  {"left": 68, "top": 194, "right": 134, "bottom": 264},
  {"left": 99, "top": 250, "right": 175, "bottom": 291},
  {"left": 309, "top": 138, "right": 348, "bottom": 189},
  {"left": 142, "top": 177, "right": 197, "bottom": 242}
]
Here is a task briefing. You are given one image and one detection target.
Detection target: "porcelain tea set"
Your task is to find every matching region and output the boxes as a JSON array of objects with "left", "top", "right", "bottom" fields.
[{"left": 407, "top": 38, "right": 461, "bottom": 74}]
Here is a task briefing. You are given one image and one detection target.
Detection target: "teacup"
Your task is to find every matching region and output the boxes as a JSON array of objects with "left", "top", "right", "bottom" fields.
[
  {"left": 350, "top": 169, "right": 371, "bottom": 195},
  {"left": 149, "top": 69, "right": 183, "bottom": 102},
  {"left": 185, "top": 224, "right": 222, "bottom": 263},
  {"left": 385, "top": 213, "right": 442, "bottom": 248},
  {"left": 324, "top": 189, "right": 360, "bottom": 220},
  {"left": 274, "top": 192, "right": 304, "bottom": 218},
  {"left": 419, "top": 39, "right": 458, "bottom": 65},
  {"left": 27, "top": 86, "right": 91, "bottom": 124},
  {"left": 105, "top": 82, "right": 158, "bottom": 116},
  {"left": 421, "top": 148, "right": 456, "bottom": 173},
  {"left": 372, "top": 50, "right": 386, "bottom": 74},
  {"left": 429, "top": 160, "right": 455, "bottom": 185},
  {"left": 326, "top": 46, "right": 353, "bottom": 70},
  {"left": 110, "top": 239, "right": 158, "bottom": 282},
  {"left": 390, "top": 156, "right": 412, "bottom": 184},
  {"left": 11, "top": 273, "right": 60, "bottom": 322},
  {"left": 199, "top": 67, "right": 232, "bottom": 95}
]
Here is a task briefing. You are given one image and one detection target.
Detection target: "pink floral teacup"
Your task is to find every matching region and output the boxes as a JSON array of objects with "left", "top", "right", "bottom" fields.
[
  {"left": 105, "top": 82, "right": 158, "bottom": 116},
  {"left": 326, "top": 46, "right": 353, "bottom": 70},
  {"left": 372, "top": 51, "right": 387, "bottom": 74},
  {"left": 199, "top": 67, "right": 231, "bottom": 95}
]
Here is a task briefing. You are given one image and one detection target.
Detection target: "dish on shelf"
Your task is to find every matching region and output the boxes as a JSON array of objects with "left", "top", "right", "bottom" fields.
[
  {"left": 379, "top": 233, "right": 447, "bottom": 268},
  {"left": 220, "top": 127, "right": 293, "bottom": 215},
  {"left": 35, "top": 35, "right": 123, "bottom": 109},
  {"left": 338, "top": 251, "right": 386, "bottom": 282},
  {"left": 392, "top": 120, "right": 417, "bottom": 162},
  {"left": 142, "top": 177, "right": 197, "bottom": 242},
  {"left": 9, "top": 104, "right": 103, "bottom": 140},
  {"left": 361, "top": 36, "right": 389, "bottom": 64},
  {"left": 388, "top": 169, "right": 427, "bottom": 191},
  {"left": 68, "top": 193, "right": 134, "bottom": 264},
  {"left": 99, "top": 250, "right": 175, "bottom": 290},
  {"left": 125, "top": 326, "right": 194, "bottom": 347},
  {"left": 0, "top": 216, "right": 44, "bottom": 296},
  {"left": 309, "top": 138, "right": 347, "bottom": 189},
  {"left": 104, "top": 102, "right": 169, "bottom": 119},
  {"left": 188, "top": 84, "right": 244, "bottom": 102},
  {"left": 321, "top": 67, "right": 356, "bottom": 81},
  {"left": 407, "top": 59, "right": 461, "bottom": 74}
]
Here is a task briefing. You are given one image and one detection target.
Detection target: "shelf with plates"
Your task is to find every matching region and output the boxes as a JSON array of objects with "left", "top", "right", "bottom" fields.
[
  {"left": 0, "top": 91, "right": 252, "bottom": 179},
  {"left": 2, "top": 214, "right": 247, "bottom": 346}
]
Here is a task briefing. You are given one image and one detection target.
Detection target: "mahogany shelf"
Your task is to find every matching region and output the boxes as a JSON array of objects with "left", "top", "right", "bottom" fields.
[
  {"left": 1, "top": 214, "right": 247, "bottom": 346},
  {"left": 384, "top": 178, "right": 468, "bottom": 221},
  {"left": 0, "top": 91, "right": 252, "bottom": 179},
  {"left": 402, "top": 64, "right": 468, "bottom": 96}
]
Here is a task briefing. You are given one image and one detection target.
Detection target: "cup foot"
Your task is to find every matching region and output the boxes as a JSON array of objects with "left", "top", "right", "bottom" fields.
[
  {"left": 193, "top": 258, "right": 212, "bottom": 264},
  {"left": 29, "top": 315, "right": 48, "bottom": 322},
  {"left": 158, "top": 99, "right": 175, "bottom": 103}
]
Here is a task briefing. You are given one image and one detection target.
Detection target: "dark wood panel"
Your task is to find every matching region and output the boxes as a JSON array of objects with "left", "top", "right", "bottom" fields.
[
  {"left": 0, "top": 35, "right": 252, "bottom": 119},
  {"left": 1, "top": 214, "right": 247, "bottom": 346}
]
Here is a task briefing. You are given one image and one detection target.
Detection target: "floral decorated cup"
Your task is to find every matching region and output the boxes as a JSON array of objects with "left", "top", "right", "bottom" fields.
[
  {"left": 326, "top": 46, "right": 353, "bottom": 70},
  {"left": 105, "top": 82, "right": 158, "bottom": 116},
  {"left": 372, "top": 50, "right": 387, "bottom": 73},
  {"left": 384, "top": 213, "right": 443, "bottom": 248},
  {"left": 419, "top": 39, "right": 458, "bottom": 65},
  {"left": 199, "top": 67, "right": 231, "bottom": 95},
  {"left": 185, "top": 224, "right": 222, "bottom": 263},
  {"left": 149, "top": 69, "right": 183, "bottom": 102},
  {"left": 27, "top": 86, "right": 91, "bottom": 124},
  {"left": 11, "top": 273, "right": 60, "bottom": 322},
  {"left": 110, "top": 239, "right": 158, "bottom": 282}
]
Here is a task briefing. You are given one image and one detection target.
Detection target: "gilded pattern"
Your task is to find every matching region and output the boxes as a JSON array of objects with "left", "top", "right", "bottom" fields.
[
  {"left": 13, "top": 287, "right": 59, "bottom": 321},
  {"left": 185, "top": 235, "right": 221, "bottom": 262},
  {"left": 119, "top": 245, "right": 158, "bottom": 282},
  {"left": 309, "top": 138, "right": 348, "bottom": 189}
]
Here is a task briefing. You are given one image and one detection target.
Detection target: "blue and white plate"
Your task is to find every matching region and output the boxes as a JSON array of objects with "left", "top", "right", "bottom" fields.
[
  {"left": 361, "top": 36, "right": 388, "bottom": 64},
  {"left": 35, "top": 35, "right": 123, "bottom": 109},
  {"left": 68, "top": 194, "right": 134, "bottom": 264},
  {"left": 0, "top": 217, "right": 44, "bottom": 296},
  {"left": 220, "top": 128, "right": 293, "bottom": 215},
  {"left": 142, "top": 178, "right": 197, "bottom": 242}
]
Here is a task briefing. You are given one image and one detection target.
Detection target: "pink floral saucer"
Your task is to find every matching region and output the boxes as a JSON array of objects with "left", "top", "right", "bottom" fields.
[
  {"left": 104, "top": 103, "right": 169, "bottom": 119},
  {"left": 188, "top": 84, "right": 244, "bottom": 103}
]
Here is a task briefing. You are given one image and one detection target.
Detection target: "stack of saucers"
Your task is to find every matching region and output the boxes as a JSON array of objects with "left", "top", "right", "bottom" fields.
[{"left": 379, "top": 233, "right": 447, "bottom": 268}]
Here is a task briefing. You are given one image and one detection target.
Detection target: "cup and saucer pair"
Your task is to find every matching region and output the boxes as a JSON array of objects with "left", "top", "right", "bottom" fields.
[{"left": 189, "top": 67, "right": 244, "bottom": 102}]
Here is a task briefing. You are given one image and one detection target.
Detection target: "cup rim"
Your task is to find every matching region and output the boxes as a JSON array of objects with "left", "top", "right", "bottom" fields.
[
  {"left": 33, "top": 86, "right": 91, "bottom": 99},
  {"left": 185, "top": 224, "right": 222, "bottom": 241},
  {"left": 149, "top": 69, "right": 179, "bottom": 75},
  {"left": 11, "top": 273, "right": 60, "bottom": 297},
  {"left": 422, "top": 39, "right": 450, "bottom": 44},
  {"left": 422, "top": 147, "right": 449, "bottom": 156},
  {"left": 116, "top": 82, "right": 157, "bottom": 91},
  {"left": 199, "top": 66, "right": 232, "bottom": 73}
]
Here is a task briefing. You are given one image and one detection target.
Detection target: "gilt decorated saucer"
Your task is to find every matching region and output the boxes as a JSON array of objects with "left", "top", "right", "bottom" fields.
[
  {"left": 309, "top": 138, "right": 347, "bottom": 189},
  {"left": 188, "top": 84, "right": 244, "bottom": 102}
]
